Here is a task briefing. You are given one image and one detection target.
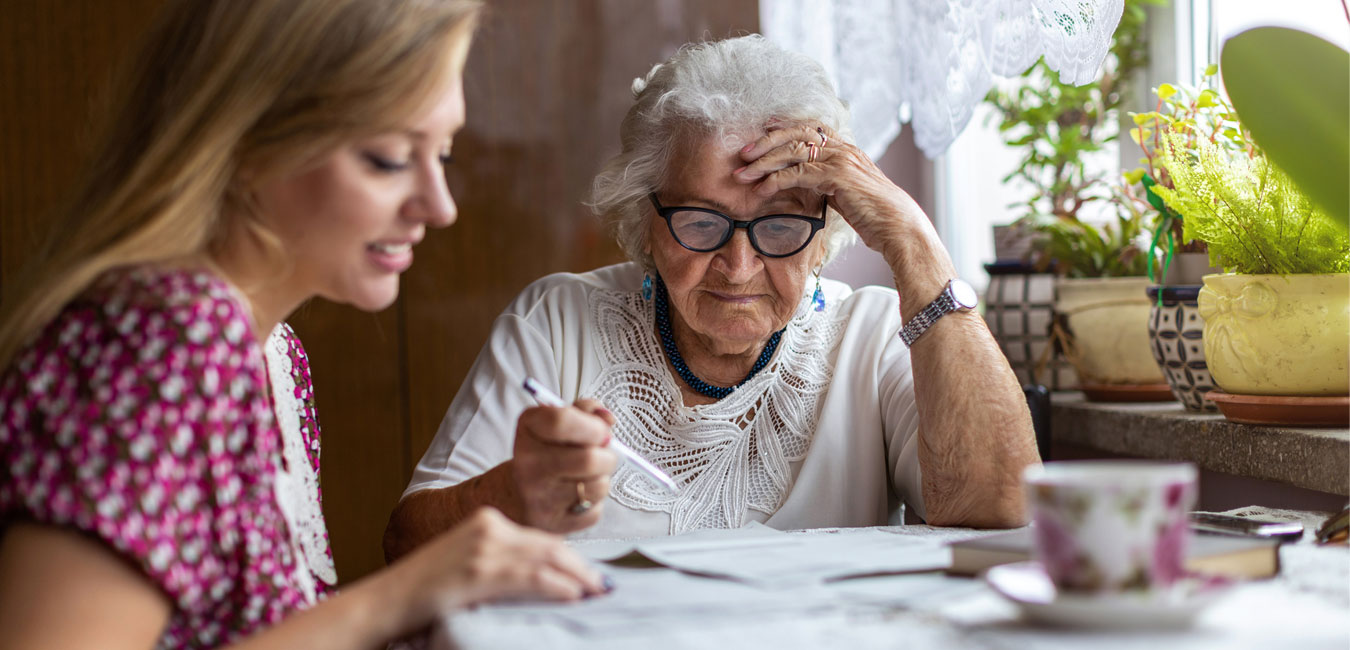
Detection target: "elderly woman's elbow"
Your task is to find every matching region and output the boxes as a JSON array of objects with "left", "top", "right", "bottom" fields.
[{"left": 925, "top": 482, "right": 1029, "bottom": 529}]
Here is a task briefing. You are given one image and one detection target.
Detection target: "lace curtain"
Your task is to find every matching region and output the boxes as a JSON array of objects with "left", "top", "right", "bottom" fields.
[{"left": 761, "top": 0, "right": 1124, "bottom": 159}]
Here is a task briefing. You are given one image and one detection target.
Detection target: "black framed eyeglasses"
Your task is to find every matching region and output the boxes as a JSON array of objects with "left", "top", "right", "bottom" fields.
[{"left": 648, "top": 193, "right": 827, "bottom": 258}]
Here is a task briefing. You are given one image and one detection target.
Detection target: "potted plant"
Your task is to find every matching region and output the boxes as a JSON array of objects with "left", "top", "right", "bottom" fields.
[
  {"left": 1028, "top": 195, "right": 1167, "bottom": 400},
  {"left": 982, "top": 0, "right": 1163, "bottom": 394},
  {"left": 1150, "top": 129, "right": 1349, "bottom": 423},
  {"left": 1148, "top": 27, "right": 1350, "bottom": 427},
  {"left": 1126, "top": 68, "right": 1238, "bottom": 287},
  {"left": 1126, "top": 72, "right": 1251, "bottom": 411}
]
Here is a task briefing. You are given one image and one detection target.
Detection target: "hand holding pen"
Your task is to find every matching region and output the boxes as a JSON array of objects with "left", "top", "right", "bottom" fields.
[
  {"left": 508, "top": 382, "right": 620, "bottom": 533},
  {"left": 523, "top": 378, "right": 679, "bottom": 494}
]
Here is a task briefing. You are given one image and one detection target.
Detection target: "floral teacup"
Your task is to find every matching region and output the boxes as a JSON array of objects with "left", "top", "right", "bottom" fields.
[{"left": 1023, "top": 461, "right": 1198, "bottom": 594}]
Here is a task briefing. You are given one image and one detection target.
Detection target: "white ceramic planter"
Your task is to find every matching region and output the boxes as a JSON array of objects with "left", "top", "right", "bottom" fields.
[
  {"left": 1055, "top": 277, "right": 1166, "bottom": 385},
  {"left": 1198, "top": 273, "right": 1350, "bottom": 396}
]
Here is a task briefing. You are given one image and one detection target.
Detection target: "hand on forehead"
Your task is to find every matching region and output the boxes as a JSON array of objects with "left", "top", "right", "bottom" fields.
[{"left": 664, "top": 132, "right": 820, "bottom": 214}]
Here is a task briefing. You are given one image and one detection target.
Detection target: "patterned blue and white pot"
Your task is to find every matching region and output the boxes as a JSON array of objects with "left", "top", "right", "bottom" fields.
[
  {"left": 984, "top": 263, "right": 1077, "bottom": 390},
  {"left": 1147, "top": 285, "right": 1217, "bottom": 412}
]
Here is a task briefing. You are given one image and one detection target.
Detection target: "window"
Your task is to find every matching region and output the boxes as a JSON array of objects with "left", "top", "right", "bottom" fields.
[{"left": 933, "top": 0, "right": 1348, "bottom": 294}]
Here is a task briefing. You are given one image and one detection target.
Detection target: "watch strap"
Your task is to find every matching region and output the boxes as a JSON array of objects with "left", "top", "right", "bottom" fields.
[{"left": 898, "top": 282, "right": 960, "bottom": 347}]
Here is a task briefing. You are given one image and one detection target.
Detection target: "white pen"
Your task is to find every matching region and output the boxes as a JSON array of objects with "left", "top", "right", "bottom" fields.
[{"left": 521, "top": 377, "right": 680, "bottom": 494}]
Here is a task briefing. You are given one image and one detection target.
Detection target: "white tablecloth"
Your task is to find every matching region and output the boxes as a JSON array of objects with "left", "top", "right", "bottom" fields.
[{"left": 432, "top": 512, "right": 1350, "bottom": 650}]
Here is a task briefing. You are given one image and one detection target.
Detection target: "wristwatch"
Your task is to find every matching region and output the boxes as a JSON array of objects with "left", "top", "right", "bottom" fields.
[{"left": 898, "top": 279, "right": 978, "bottom": 347}]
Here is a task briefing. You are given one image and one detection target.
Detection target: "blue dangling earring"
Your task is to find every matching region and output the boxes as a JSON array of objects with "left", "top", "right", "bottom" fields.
[
  {"left": 812, "top": 270, "right": 825, "bottom": 312},
  {"left": 642, "top": 273, "right": 653, "bottom": 301}
]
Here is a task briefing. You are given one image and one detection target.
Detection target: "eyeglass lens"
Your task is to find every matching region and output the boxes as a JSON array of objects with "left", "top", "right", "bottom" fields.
[{"left": 667, "top": 211, "right": 816, "bottom": 256}]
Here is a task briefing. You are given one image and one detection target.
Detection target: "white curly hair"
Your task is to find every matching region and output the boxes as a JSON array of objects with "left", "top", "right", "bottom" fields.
[{"left": 589, "top": 35, "right": 859, "bottom": 271}]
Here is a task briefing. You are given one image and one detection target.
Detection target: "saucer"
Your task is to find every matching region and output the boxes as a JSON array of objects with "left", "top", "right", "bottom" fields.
[
  {"left": 1205, "top": 390, "right": 1349, "bottom": 427},
  {"left": 1079, "top": 382, "right": 1177, "bottom": 403},
  {"left": 985, "top": 562, "right": 1233, "bottom": 629}
]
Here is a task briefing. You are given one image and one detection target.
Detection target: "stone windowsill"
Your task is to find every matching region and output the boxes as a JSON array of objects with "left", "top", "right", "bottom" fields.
[{"left": 1049, "top": 392, "right": 1350, "bottom": 496}]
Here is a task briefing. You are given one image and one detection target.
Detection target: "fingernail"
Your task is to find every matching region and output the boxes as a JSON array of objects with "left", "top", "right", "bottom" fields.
[
  {"left": 741, "top": 142, "right": 754, "bottom": 153},
  {"left": 733, "top": 166, "right": 747, "bottom": 175},
  {"left": 602, "top": 574, "right": 616, "bottom": 593},
  {"left": 594, "top": 406, "right": 613, "bottom": 419}
]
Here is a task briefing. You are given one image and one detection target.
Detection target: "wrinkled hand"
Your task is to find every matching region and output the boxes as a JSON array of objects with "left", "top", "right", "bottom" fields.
[
  {"left": 510, "top": 398, "right": 618, "bottom": 533},
  {"left": 734, "top": 121, "right": 956, "bottom": 290},
  {"left": 400, "top": 507, "right": 608, "bottom": 620}
]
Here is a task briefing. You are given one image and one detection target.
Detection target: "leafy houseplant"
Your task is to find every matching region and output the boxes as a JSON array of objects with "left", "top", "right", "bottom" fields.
[
  {"left": 1125, "top": 72, "right": 1255, "bottom": 409},
  {"left": 1152, "top": 129, "right": 1350, "bottom": 400},
  {"left": 1151, "top": 133, "right": 1348, "bottom": 276},
  {"left": 1023, "top": 195, "right": 1156, "bottom": 279},
  {"left": 1222, "top": 27, "right": 1349, "bottom": 229},
  {"left": 1126, "top": 68, "right": 1250, "bottom": 283}
]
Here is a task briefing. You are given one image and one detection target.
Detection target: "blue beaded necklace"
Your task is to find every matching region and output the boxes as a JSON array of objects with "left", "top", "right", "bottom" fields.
[{"left": 653, "top": 278, "right": 783, "bottom": 399}]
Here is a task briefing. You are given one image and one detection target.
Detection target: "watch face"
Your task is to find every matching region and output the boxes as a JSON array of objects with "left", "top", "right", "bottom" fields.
[{"left": 950, "top": 279, "right": 979, "bottom": 309}]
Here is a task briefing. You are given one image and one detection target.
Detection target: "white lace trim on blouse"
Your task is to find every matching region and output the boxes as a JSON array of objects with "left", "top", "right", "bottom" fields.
[
  {"left": 264, "top": 327, "right": 337, "bottom": 601},
  {"left": 589, "top": 288, "right": 846, "bottom": 534}
]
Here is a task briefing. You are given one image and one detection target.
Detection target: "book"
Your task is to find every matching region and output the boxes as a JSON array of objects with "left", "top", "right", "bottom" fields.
[{"left": 946, "top": 528, "right": 1280, "bottom": 579}]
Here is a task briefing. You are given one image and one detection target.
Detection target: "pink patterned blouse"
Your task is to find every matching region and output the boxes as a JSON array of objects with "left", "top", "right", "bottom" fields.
[{"left": 0, "top": 267, "right": 334, "bottom": 648}]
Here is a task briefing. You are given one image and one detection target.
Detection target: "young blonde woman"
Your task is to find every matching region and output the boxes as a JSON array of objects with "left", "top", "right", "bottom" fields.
[{"left": 0, "top": 1, "right": 609, "bottom": 648}]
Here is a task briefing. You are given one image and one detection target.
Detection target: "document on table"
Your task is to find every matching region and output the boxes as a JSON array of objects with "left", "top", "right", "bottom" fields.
[
  {"left": 476, "top": 564, "right": 843, "bottom": 636},
  {"left": 580, "top": 524, "right": 951, "bottom": 587},
  {"left": 451, "top": 527, "right": 959, "bottom": 641}
]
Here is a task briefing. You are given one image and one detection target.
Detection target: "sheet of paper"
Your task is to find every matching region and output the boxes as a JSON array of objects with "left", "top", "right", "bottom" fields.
[
  {"left": 480, "top": 564, "right": 844, "bottom": 636},
  {"left": 451, "top": 544, "right": 969, "bottom": 642},
  {"left": 572, "top": 521, "right": 786, "bottom": 563},
  {"left": 628, "top": 527, "right": 951, "bottom": 586}
]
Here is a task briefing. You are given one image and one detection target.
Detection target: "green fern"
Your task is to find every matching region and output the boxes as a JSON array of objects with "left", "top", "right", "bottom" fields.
[{"left": 1151, "top": 132, "right": 1349, "bottom": 275}]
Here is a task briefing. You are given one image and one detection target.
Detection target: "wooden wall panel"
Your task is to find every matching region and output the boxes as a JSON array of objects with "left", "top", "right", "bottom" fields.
[{"left": 0, "top": 0, "right": 166, "bottom": 291}]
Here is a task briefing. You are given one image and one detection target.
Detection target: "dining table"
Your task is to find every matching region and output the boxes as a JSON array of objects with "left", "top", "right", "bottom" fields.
[{"left": 429, "top": 507, "right": 1349, "bottom": 650}]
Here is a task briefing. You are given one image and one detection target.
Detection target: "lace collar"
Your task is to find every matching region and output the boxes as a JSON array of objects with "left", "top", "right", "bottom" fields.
[
  {"left": 588, "top": 286, "right": 845, "bottom": 534},
  {"left": 263, "top": 326, "right": 337, "bottom": 600}
]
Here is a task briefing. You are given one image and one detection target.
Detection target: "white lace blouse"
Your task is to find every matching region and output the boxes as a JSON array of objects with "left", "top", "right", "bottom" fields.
[{"left": 405, "top": 262, "right": 925, "bottom": 539}]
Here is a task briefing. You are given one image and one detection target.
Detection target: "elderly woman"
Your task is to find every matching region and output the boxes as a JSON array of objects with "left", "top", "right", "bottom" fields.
[{"left": 384, "top": 35, "right": 1037, "bottom": 553}]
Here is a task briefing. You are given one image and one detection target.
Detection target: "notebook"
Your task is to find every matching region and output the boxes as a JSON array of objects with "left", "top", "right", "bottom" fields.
[{"left": 947, "top": 528, "right": 1280, "bottom": 579}]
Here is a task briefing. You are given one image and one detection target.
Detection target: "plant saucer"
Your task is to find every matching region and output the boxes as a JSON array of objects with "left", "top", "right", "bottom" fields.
[
  {"left": 985, "top": 561, "right": 1234, "bottom": 629},
  {"left": 1206, "top": 391, "right": 1350, "bottom": 428}
]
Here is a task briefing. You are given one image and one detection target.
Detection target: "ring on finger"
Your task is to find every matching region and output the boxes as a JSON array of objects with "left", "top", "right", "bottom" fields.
[
  {"left": 816, "top": 126, "right": 828, "bottom": 147},
  {"left": 805, "top": 142, "right": 818, "bottom": 163},
  {"left": 568, "top": 481, "right": 594, "bottom": 515}
]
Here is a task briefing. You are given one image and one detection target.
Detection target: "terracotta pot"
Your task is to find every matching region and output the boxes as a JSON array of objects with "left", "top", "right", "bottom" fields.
[
  {"left": 1198, "top": 273, "right": 1350, "bottom": 396},
  {"left": 1055, "top": 277, "right": 1166, "bottom": 386},
  {"left": 1147, "top": 285, "right": 1218, "bottom": 411}
]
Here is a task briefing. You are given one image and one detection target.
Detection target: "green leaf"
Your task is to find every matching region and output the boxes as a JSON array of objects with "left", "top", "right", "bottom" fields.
[
  {"left": 1123, "top": 169, "right": 1146, "bottom": 184},
  {"left": 1197, "top": 89, "right": 1218, "bottom": 108},
  {"left": 1204, "top": 63, "right": 1219, "bottom": 77},
  {"left": 1157, "top": 83, "right": 1177, "bottom": 99},
  {"left": 1222, "top": 27, "right": 1349, "bottom": 227}
]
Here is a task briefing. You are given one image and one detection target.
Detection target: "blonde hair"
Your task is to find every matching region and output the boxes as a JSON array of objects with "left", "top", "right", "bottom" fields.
[
  {"left": 590, "top": 35, "right": 859, "bottom": 271},
  {"left": 0, "top": 0, "right": 482, "bottom": 369}
]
